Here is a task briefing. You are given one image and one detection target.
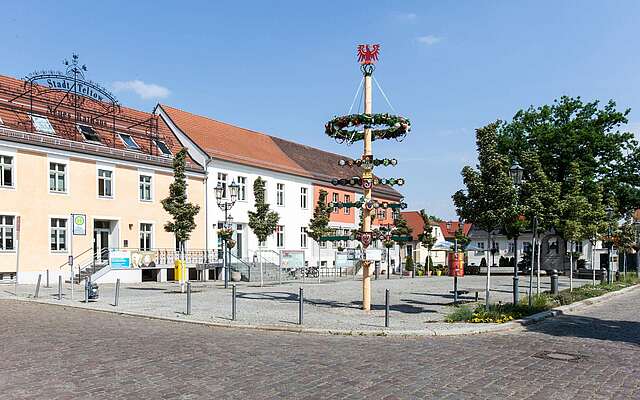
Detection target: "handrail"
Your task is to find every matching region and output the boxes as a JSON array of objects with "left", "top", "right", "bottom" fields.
[{"left": 58, "top": 246, "right": 94, "bottom": 269}]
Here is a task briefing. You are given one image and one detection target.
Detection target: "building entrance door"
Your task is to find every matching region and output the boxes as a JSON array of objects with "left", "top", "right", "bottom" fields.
[{"left": 94, "top": 228, "right": 110, "bottom": 263}]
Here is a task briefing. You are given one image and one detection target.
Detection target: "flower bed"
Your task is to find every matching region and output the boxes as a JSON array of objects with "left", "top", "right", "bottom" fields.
[{"left": 445, "top": 273, "right": 639, "bottom": 324}]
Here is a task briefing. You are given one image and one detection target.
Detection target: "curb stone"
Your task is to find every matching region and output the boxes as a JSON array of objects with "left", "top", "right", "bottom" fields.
[{"left": 6, "top": 283, "right": 638, "bottom": 337}]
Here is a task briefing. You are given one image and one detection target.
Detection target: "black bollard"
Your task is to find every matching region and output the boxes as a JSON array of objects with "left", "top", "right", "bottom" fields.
[
  {"left": 34, "top": 274, "right": 41, "bottom": 299},
  {"left": 84, "top": 278, "right": 89, "bottom": 303},
  {"left": 45, "top": 269, "right": 50, "bottom": 288},
  {"left": 114, "top": 278, "right": 120, "bottom": 307},
  {"left": 186, "top": 282, "right": 192, "bottom": 315},
  {"left": 232, "top": 284, "right": 237, "bottom": 321},
  {"left": 298, "top": 287, "right": 304, "bottom": 325},
  {"left": 385, "top": 289, "right": 390, "bottom": 328},
  {"left": 550, "top": 269, "right": 559, "bottom": 295}
]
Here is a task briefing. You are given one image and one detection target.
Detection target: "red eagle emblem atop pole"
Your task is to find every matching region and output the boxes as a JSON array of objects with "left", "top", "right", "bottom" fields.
[{"left": 357, "top": 44, "right": 380, "bottom": 65}]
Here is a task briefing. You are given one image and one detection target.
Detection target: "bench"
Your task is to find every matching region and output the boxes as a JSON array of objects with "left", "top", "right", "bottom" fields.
[{"left": 449, "top": 288, "right": 484, "bottom": 301}]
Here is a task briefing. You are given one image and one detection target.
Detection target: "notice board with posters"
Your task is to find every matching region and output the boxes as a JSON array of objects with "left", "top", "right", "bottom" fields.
[{"left": 280, "top": 250, "right": 305, "bottom": 270}]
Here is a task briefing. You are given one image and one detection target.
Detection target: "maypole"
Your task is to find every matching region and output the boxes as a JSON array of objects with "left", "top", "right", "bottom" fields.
[{"left": 324, "top": 45, "right": 411, "bottom": 311}]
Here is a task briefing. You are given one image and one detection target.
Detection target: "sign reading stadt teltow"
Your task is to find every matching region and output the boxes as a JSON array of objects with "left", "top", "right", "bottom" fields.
[{"left": 72, "top": 214, "right": 86, "bottom": 236}]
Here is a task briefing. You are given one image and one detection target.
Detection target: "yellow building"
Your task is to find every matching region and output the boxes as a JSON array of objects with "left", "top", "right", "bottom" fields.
[{"left": 0, "top": 69, "right": 205, "bottom": 284}]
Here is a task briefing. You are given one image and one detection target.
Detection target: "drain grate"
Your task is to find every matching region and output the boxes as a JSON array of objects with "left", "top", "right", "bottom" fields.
[{"left": 533, "top": 351, "right": 585, "bottom": 363}]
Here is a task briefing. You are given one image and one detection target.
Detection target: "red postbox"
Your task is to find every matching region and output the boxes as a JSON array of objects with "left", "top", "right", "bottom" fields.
[{"left": 448, "top": 252, "right": 464, "bottom": 277}]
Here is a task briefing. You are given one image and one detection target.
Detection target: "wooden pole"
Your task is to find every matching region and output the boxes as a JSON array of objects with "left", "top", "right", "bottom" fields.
[{"left": 362, "top": 71, "right": 373, "bottom": 311}]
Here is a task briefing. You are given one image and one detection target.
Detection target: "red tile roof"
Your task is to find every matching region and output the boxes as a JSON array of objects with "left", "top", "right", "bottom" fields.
[
  {"left": 439, "top": 221, "right": 472, "bottom": 239},
  {"left": 0, "top": 74, "right": 201, "bottom": 171},
  {"left": 401, "top": 211, "right": 440, "bottom": 240},
  {"left": 160, "top": 104, "right": 402, "bottom": 199}
]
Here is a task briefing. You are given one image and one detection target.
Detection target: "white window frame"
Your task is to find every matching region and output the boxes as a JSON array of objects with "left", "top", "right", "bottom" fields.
[
  {"left": 139, "top": 173, "right": 153, "bottom": 202},
  {"left": 300, "top": 227, "right": 308, "bottom": 248},
  {"left": 0, "top": 214, "right": 16, "bottom": 252},
  {"left": 237, "top": 176, "right": 247, "bottom": 201},
  {"left": 332, "top": 193, "right": 339, "bottom": 213},
  {"left": 300, "top": 187, "right": 308, "bottom": 209},
  {"left": 154, "top": 139, "right": 172, "bottom": 156},
  {"left": 344, "top": 194, "right": 351, "bottom": 215},
  {"left": 119, "top": 133, "right": 141, "bottom": 150},
  {"left": 48, "top": 159, "right": 68, "bottom": 194},
  {"left": 276, "top": 183, "right": 285, "bottom": 206},
  {"left": 77, "top": 124, "right": 101, "bottom": 143},
  {"left": 31, "top": 115, "right": 55, "bottom": 135},
  {"left": 0, "top": 150, "right": 15, "bottom": 189},
  {"left": 49, "top": 217, "right": 69, "bottom": 253},
  {"left": 139, "top": 222, "right": 154, "bottom": 251},
  {"left": 217, "top": 172, "right": 228, "bottom": 199},
  {"left": 276, "top": 225, "right": 285, "bottom": 248},
  {"left": 97, "top": 166, "right": 114, "bottom": 199}
]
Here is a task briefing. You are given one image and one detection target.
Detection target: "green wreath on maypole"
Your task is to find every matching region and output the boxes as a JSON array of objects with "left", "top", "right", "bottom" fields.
[{"left": 325, "top": 113, "right": 411, "bottom": 144}]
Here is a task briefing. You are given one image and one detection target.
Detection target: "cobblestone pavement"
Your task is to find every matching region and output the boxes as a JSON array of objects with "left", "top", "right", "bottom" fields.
[
  {"left": 3, "top": 275, "right": 592, "bottom": 333},
  {"left": 0, "top": 287, "right": 638, "bottom": 399}
]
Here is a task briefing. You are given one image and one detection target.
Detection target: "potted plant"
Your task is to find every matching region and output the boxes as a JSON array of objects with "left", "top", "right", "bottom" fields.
[{"left": 435, "top": 264, "right": 444, "bottom": 276}]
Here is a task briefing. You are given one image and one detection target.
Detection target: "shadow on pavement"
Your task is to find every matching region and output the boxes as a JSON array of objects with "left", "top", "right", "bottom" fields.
[
  {"left": 525, "top": 313, "right": 640, "bottom": 346},
  {"left": 235, "top": 291, "right": 437, "bottom": 314}
]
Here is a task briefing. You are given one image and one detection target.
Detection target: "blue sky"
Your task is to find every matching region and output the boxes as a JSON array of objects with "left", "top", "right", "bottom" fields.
[{"left": 3, "top": 1, "right": 640, "bottom": 218}]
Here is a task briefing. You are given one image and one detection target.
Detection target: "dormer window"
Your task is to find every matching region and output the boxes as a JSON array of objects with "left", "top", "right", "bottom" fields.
[
  {"left": 119, "top": 133, "right": 140, "bottom": 150},
  {"left": 78, "top": 125, "right": 101, "bottom": 142},
  {"left": 31, "top": 115, "right": 55, "bottom": 134},
  {"left": 154, "top": 139, "right": 172, "bottom": 156}
]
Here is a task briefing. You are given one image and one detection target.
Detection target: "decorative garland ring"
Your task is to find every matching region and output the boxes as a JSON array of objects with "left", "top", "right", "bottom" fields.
[{"left": 325, "top": 113, "right": 411, "bottom": 144}]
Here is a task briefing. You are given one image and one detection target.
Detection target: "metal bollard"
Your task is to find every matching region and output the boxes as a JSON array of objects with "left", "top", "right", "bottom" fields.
[
  {"left": 600, "top": 268, "right": 608, "bottom": 285},
  {"left": 298, "top": 287, "right": 304, "bottom": 325},
  {"left": 34, "top": 274, "right": 41, "bottom": 299},
  {"left": 550, "top": 269, "right": 559, "bottom": 295},
  {"left": 58, "top": 275, "right": 62, "bottom": 300},
  {"left": 186, "top": 282, "right": 192, "bottom": 315},
  {"left": 46, "top": 269, "right": 50, "bottom": 288},
  {"left": 84, "top": 278, "right": 89, "bottom": 303},
  {"left": 232, "top": 284, "right": 237, "bottom": 321},
  {"left": 385, "top": 289, "right": 390, "bottom": 328},
  {"left": 114, "top": 278, "right": 120, "bottom": 307}
]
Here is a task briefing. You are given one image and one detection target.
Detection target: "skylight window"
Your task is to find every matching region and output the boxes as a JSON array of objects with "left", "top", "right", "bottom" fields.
[
  {"left": 119, "top": 133, "right": 140, "bottom": 150},
  {"left": 154, "top": 140, "right": 172, "bottom": 156},
  {"left": 78, "top": 125, "right": 101, "bottom": 142},
  {"left": 31, "top": 115, "right": 55, "bottom": 134}
]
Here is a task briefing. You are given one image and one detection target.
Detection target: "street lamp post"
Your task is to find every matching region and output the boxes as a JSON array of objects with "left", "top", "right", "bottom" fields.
[
  {"left": 606, "top": 206, "right": 614, "bottom": 285},
  {"left": 509, "top": 162, "right": 524, "bottom": 305},
  {"left": 452, "top": 217, "right": 464, "bottom": 304},
  {"left": 215, "top": 180, "right": 239, "bottom": 289},
  {"left": 377, "top": 208, "right": 394, "bottom": 280}
]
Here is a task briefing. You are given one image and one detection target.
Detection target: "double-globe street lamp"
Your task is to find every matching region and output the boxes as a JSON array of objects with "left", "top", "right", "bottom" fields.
[
  {"left": 215, "top": 180, "right": 239, "bottom": 289},
  {"left": 509, "top": 161, "right": 524, "bottom": 305}
]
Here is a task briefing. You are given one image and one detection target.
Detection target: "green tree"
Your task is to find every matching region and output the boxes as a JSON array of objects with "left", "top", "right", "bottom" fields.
[
  {"left": 497, "top": 96, "right": 640, "bottom": 216},
  {"left": 307, "top": 189, "right": 332, "bottom": 243},
  {"left": 417, "top": 210, "right": 437, "bottom": 276},
  {"left": 161, "top": 148, "right": 201, "bottom": 290},
  {"left": 453, "top": 122, "right": 517, "bottom": 307},
  {"left": 615, "top": 216, "right": 636, "bottom": 277},
  {"left": 248, "top": 177, "right": 280, "bottom": 243},
  {"left": 248, "top": 177, "right": 280, "bottom": 286}
]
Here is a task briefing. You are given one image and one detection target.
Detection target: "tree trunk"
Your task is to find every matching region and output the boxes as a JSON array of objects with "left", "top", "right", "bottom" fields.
[
  {"left": 486, "top": 231, "right": 492, "bottom": 309},
  {"left": 536, "top": 235, "right": 541, "bottom": 294},
  {"left": 569, "top": 241, "right": 573, "bottom": 292}
]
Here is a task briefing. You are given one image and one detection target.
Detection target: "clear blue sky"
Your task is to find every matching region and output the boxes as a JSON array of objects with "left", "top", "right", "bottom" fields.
[{"left": 3, "top": 1, "right": 640, "bottom": 219}]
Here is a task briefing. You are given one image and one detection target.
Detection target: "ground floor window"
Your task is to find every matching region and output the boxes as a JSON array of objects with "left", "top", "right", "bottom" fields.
[
  {"left": 276, "top": 225, "right": 285, "bottom": 248},
  {"left": 0, "top": 215, "right": 15, "bottom": 250},
  {"left": 140, "top": 223, "right": 153, "bottom": 251},
  {"left": 50, "top": 218, "right": 68, "bottom": 252}
]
